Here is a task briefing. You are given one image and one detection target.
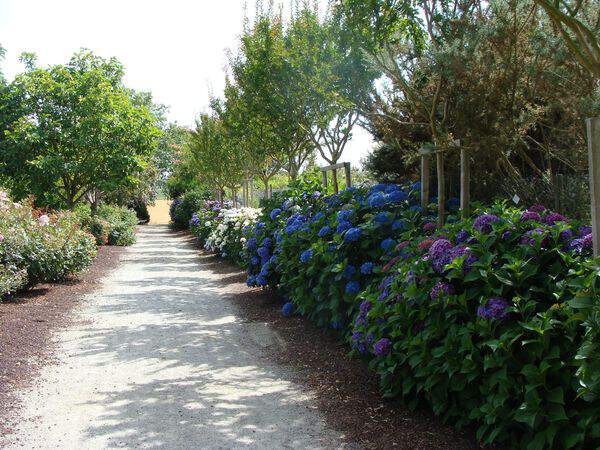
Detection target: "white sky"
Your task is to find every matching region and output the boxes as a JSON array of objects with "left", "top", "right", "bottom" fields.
[{"left": 0, "top": 0, "right": 373, "bottom": 167}]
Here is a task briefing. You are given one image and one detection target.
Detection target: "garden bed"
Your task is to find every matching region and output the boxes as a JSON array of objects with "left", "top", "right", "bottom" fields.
[{"left": 0, "top": 245, "right": 125, "bottom": 440}]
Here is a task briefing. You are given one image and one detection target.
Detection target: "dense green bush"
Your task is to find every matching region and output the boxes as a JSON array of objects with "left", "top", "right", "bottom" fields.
[
  {"left": 77, "top": 204, "right": 138, "bottom": 246},
  {"left": 0, "top": 193, "right": 97, "bottom": 299},
  {"left": 170, "top": 189, "right": 209, "bottom": 230}
]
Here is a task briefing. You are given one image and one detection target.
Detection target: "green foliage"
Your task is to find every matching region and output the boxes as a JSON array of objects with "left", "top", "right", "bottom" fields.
[
  {"left": 0, "top": 50, "right": 162, "bottom": 208},
  {"left": 76, "top": 203, "right": 138, "bottom": 246},
  {"left": 169, "top": 189, "right": 210, "bottom": 230}
]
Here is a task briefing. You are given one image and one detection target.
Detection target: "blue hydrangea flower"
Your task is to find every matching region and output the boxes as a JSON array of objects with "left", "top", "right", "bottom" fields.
[
  {"left": 343, "top": 265, "right": 356, "bottom": 280},
  {"left": 337, "top": 210, "right": 352, "bottom": 222},
  {"left": 344, "top": 227, "right": 361, "bottom": 243},
  {"left": 345, "top": 281, "right": 360, "bottom": 295},
  {"left": 255, "top": 275, "right": 268, "bottom": 286},
  {"left": 380, "top": 238, "right": 396, "bottom": 252},
  {"left": 392, "top": 220, "right": 406, "bottom": 231},
  {"left": 300, "top": 249, "right": 314, "bottom": 263},
  {"left": 246, "top": 237, "right": 258, "bottom": 251},
  {"left": 257, "top": 247, "right": 270, "bottom": 259},
  {"left": 282, "top": 302, "right": 294, "bottom": 316},
  {"left": 367, "top": 192, "right": 387, "bottom": 208},
  {"left": 251, "top": 256, "right": 260, "bottom": 266},
  {"left": 388, "top": 190, "right": 408, "bottom": 203},
  {"left": 246, "top": 276, "right": 256, "bottom": 286},
  {"left": 373, "top": 212, "right": 390, "bottom": 223},
  {"left": 318, "top": 226, "right": 331, "bottom": 238},
  {"left": 336, "top": 221, "right": 351, "bottom": 234},
  {"left": 270, "top": 208, "right": 282, "bottom": 220},
  {"left": 262, "top": 238, "right": 272, "bottom": 248},
  {"left": 360, "top": 262, "right": 374, "bottom": 275},
  {"left": 330, "top": 321, "right": 344, "bottom": 330}
]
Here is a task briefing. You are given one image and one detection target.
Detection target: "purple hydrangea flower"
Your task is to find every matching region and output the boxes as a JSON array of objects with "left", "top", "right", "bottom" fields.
[
  {"left": 520, "top": 211, "right": 541, "bottom": 222},
  {"left": 429, "top": 281, "right": 455, "bottom": 300},
  {"left": 529, "top": 204, "right": 546, "bottom": 213},
  {"left": 501, "top": 230, "right": 512, "bottom": 240},
  {"left": 429, "top": 239, "right": 453, "bottom": 260},
  {"left": 359, "top": 300, "right": 372, "bottom": 316},
  {"left": 477, "top": 297, "right": 509, "bottom": 320},
  {"left": 570, "top": 233, "right": 593, "bottom": 254},
  {"left": 473, "top": 214, "right": 500, "bottom": 234},
  {"left": 456, "top": 230, "right": 469, "bottom": 243},
  {"left": 373, "top": 338, "right": 392, "bottom": 357},
  {"left": 579, "top": 226, "right": 592, "bottom": 236},
  {"left": 545, "top": 212, "right": 567, "bottom": 225},
  {"left": 423, "top": 222, "right": 437, "bottom": 233}
]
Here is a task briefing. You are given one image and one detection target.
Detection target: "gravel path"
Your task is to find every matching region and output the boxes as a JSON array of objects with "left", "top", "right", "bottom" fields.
[{"left": 6, "top": 226, "right": 347, "bottom": 449}]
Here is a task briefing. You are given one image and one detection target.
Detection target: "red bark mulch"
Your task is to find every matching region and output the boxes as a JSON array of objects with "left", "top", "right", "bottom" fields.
[{"left": 0, "top": 245, "right": 125, "bottom": 437}]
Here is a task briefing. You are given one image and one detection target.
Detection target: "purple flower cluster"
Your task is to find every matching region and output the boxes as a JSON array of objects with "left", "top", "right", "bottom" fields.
[
  {"left": 473, "top": 214, "right": 500, "bottom": 234},
  {"left": 373, "top": 338, "right": 392, "bottom": 357},
  {"left": 477, "top": 297, "right": 510, "bottom": 321},
  {"left": 429, "top": 281, "right": 455, "bottom": 300}
]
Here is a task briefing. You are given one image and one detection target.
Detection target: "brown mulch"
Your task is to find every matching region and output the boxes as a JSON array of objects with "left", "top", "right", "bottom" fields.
[
  {"left": 214, "top": 257, "right": 483, "bottom": 450},
  {"left": 0, "top": 245, "right": 125, "bottom": 437}
]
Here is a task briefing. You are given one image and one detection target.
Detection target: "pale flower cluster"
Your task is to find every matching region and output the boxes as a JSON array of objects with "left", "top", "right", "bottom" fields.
[{"left": 204, "top": 208, "right": 261, "bottom": 254}]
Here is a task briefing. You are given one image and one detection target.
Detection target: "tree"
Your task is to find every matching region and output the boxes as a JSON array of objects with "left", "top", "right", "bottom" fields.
[
  {"left": 0, "top": 50, "right": 161, "bottom": 210},
  {"left": 533, "top": 0, "right": 600, "bottom": 79}
]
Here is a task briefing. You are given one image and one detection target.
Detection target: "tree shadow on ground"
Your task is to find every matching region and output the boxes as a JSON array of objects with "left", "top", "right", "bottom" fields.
[{"left": 72, "top": 225, "right": 342, "bottom": 449}]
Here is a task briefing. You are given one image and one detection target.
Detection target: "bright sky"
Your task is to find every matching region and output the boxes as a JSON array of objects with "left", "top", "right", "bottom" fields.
[{"left": 0, "top": 0, "right": 374, "bottom": 167}]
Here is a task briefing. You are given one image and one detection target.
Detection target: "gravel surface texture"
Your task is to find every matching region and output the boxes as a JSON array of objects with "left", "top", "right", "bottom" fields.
[{"left": 4, "top": 226, "right": 347, "bottom": 449}]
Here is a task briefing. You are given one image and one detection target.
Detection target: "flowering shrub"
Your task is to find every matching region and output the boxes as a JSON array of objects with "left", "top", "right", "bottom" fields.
[
  {"left": 170, "top": 189, "right": 208, "bottom": 229},
  {"left": 0, "top": 192, "right": 97, "bottom": 299},
  {"left": 351, "top": 203, "right": 600, "bottom": 447},
  {"left": 204, "top": 207, "right": 260, "bottom": 265},
  {"left": 189, "top": 200, "right": 232, "bottom": 245},
  {"left": 244, "top": 180, "right": 439, "bottom": 329},
  {"left": 188, "top": 180, "right": 600, "bottom": 447}
]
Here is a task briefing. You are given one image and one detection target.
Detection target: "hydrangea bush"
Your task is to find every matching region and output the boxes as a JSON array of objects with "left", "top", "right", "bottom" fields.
[
  {"left": 204, "top": 207, "right": 260, "bottom": 265},
  {"left": 351, "top": 203, "right": 600, "bottom": 448},
  {"left": 189, "top": 200, "right": 232, "bottom": 245},
  {"left": 186, "top": 180, "right": 600, "bottom": 448},
  {"left": 0, "top": 192, "right": 97, "bottom": 300}
]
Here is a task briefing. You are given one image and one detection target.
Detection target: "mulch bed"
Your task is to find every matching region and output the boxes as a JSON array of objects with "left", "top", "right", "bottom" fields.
[
  {"left": 209, "top": 253, "right": 483, "bottom": 450},
  {"left": 0, "top": 245, "right": 125, "bottom": 437}
]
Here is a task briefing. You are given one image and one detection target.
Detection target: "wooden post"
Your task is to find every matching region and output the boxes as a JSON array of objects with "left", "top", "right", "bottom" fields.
[
  {"left": 250, "top": 178, "right": 254, "bottom": 206},
  {"left": 322, "top": 170, "right": 328, "bottom": 190},
  {"left": 460, "top": 147, "right": 470, "bottom": 218},
  {"left": 269, "top": 184, "right": 273, "bottom": 199},
  {"left": 436, "top": 150, "right": 445, "bottom": 227},
  {"left": 421, "top": 155, "right": 430, "bottom": 209},
  {"left": 344, "top": 162, "right": 352, "bottom": 188},
  {"left": 332, "top": 168, "right": 339, "bottom": 194},
  {"left": 587, "top": 117, "right": 600, "bottom": 257}
]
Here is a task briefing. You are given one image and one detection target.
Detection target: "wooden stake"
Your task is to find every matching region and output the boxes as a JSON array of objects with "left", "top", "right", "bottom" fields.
[
  {"left": 436, "top": 150, "right": 445, "bottom": 227},
  {"left": 460, "top": 147, "right": 470, "bottom": 218},
  {"left": 344, "top": 162, "right": 352, "bottom": 188},
  {"left": 332, "top": 169, "right": 339, "bottom": 194},
  {"left": 421, "top": 154, "right": 430, "bottom": 209},
  {"left": 322, "top": 170, "right": 328, "bottom": 190},
  {"left": 587, "top": 117, "right": 600, "bottom": 257}
]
